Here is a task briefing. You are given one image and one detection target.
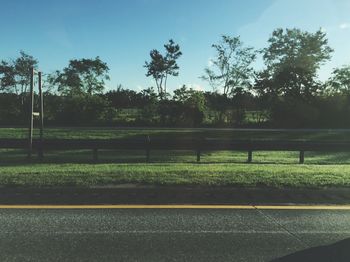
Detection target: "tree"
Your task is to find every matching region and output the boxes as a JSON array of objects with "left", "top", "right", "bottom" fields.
[
  {"left": 0, "top": 61, "right": 16, "bottom": 93},
  {"left": 204, "top": 91, "right": 230, "bottom": 125},
  {"left": 251, "top": 70, "right": 274, "bottom": 124},
  {"left": 326, "top": 66, "right": 350, "bottom": 94},
  {"left": 14, "top": 51, "right": 39, "bottom": 94},
  {"left": 0, "top": 51, "right": 38, "bottom": 120},
  {"left": 50, "top": 57, "right": 109, "bottom": 96},
  {"left": 173, "top": 85, "right": 206, "bottom": 126},
  {"left": 231, "top": 87, "right": 252, "bottom": 126},
  {"left": 105, "top": 85, "right": 143, "bottom": 109},
  {"left": 139, "top": 87, "right": 159, "bottom": 124},
  {"left": 201, "top": 35, "right": 256, "bottom": 96},
  {"left": 263, "top": 28, "right": 333, "bottom": 98},
  {"left": 55, "top": 95, "right": 112, "bottom": 125},
  {"left": 0, "top": 51, "right": 38, "bottom": 95},
  {"left": 201, "top": 35, "right": 256, "bottom": 125},
  {"left": 144, "top": 39, "right": 182, "bottom": 99}
]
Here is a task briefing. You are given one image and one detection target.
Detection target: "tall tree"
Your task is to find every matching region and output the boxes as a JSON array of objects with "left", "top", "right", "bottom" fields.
[
  {"left": 144, "top": 39, "right": 182, "bottom": 99},
  {"left": 50, "top": 57, "right": 109, "bottom": 96},
  {"left": 262, "top": 28, "right": 333, "bottom": 97},
  {"left": 0, "top": 51, "right": 38, "bottom": 95},
  {"left": 202, "top": 35, "right": 256, "bottom": 125},
  {"left": 201, "top": 35, "right": 256, "bottom": 96}
]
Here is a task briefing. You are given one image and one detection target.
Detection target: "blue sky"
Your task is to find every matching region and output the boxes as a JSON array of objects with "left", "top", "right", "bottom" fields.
[{"left": 0, "top": 0, "right": 350, "bottom": 92}]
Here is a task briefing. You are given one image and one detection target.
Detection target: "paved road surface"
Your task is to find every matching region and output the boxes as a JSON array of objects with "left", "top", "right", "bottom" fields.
[
  {"left": 0, "top": 207, "right": 349, "bottom": 261},
  {"left": 0, "top": 187, "right": 349, "bottom": 205}
]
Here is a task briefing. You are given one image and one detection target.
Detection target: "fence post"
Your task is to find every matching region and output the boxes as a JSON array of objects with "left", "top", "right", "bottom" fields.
[
  {"left": 145, "top": 135, "right": 150, "bottom": 163},
  {"left": 299, "top": 151, "right": 304, "bottom": 164},
  {"left": 196, "top": 149, "right": 201, "bottom": 162},
  {"left": 247, "top": 150, "right": 253, "bottom": 163},
  {"left": 195, "top": 136, "right": 204, "bottom": 163}
]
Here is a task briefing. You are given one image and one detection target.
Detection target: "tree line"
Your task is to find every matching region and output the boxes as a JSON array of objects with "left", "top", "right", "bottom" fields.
[{"left": 1, "top": 28, "right": 350, "bottom": 127}]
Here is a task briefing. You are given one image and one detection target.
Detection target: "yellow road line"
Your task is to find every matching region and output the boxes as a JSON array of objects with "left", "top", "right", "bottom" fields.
[
  {"left": 0, "top": 205, "right": 255, "bottom": 209},
  {"left": 0, "top": 205, "right": 349, "bottom": 210},
  {"left": 255, "top": 205, "right": 350, "bottom": 210}
]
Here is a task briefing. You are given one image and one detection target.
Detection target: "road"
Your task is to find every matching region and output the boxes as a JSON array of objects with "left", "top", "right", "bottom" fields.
[{"left": 0, "top": 207, "right": 349, "bottom": 261}]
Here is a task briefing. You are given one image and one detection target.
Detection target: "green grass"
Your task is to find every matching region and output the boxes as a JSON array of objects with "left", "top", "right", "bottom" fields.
[
  {"left": 0, "top": 148, "right": 350, "bottom": 188},
  {"left": 2, "top": 127, "right": 350, "bottom": 141},
  {"left": 0, "top": 162, "right": 349, "bottom": 188},
  {"left": 1, "top": 127, "right": 350, "bottom": 188}
]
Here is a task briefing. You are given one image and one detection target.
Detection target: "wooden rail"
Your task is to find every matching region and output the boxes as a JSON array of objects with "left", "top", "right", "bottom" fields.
[{"left": 1, "top": 137, "right": 350, "bottom": 164}]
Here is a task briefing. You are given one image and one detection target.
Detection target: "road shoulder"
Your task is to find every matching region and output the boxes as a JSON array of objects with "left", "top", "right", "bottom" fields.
[{"left": 0, "top": 185, "right": 349, "bottom": 205}]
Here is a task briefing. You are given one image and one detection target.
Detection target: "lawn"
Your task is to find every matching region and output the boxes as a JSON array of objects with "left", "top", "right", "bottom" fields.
[
  {"left": 0, "top": 160, "right": 350, "bottom": 188},
  {"left": 2, "top": 127, "right": 350, "bottom": 141},
  {"left": 1, "top": 127, "right": 350, "bottom": 188},
  {"left": 0, "top": 148, "right": 350, "bottom": 188}
]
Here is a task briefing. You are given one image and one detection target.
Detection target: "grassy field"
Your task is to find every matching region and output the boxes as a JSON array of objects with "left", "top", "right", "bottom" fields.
[
  {"left": 1, "top": 127, "right": 350, "bottom": 188},
  {"left": 1, "top": 127, "right": 350, "bottom": 141},
  {"left": 1, "top": 161, "right": 350, "bottom": 188},
  {"left": 0, "top": 148, "right": 350, "bottom": 188}
]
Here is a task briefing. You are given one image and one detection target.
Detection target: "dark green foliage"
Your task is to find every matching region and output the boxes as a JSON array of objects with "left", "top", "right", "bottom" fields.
[
  {"left": 270, "top": 97, "right": 320, "bottom": 127},
  {"left": 105, "top": 85, "right": 144, "bottom": 109},
  {"left": 251, "top": 28, "right": 336, "bottom": 127},
  {"left": 173, "top": 85, "right": 206, "bottom": 126},
  {"left": 53, "top": 95, "right": 113, "bottom": 125},
  {"left": 262, "top": 28, "right": 333, "bottom": 98},
  {"left": 49, "top": 57, "right": 109, "bottom": 96},
  {"left": 315, "top": 95, "right": 350, "bottom": 128},
  {"left": 0, "top": 93, "right": 22, "bottom": 124},
  {"left": 326, "top": 66, "right": 350, "bottom": 95},
  {"left": 204, "top": 92, "right": 230, "bottom": 125},
  {"left": 138, "top": 87, "right": 159, "bottom": 124},
  {"left": 0, "top": 61, "right": 16, "bottom": 93}
]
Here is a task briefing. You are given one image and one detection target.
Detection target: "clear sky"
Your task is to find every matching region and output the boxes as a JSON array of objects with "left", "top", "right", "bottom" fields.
[{"left": 0, "top": 0, "right": 350, "bottom": 93}]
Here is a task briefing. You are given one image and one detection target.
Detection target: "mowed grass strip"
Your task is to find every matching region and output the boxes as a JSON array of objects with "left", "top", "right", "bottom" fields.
[
  {"left": 0, "top": 149, "right": 350, "bottom": 188},
  {"left": 1, "top": 127, "right": 350, "bottom": 188},
  {"left": 0, "top": 162, "right": 349, "bottom": 188}
]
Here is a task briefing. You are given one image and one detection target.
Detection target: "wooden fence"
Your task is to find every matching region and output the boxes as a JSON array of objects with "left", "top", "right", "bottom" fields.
[{"left": 1, "top": 137, "right": 350, "bottom": 164}]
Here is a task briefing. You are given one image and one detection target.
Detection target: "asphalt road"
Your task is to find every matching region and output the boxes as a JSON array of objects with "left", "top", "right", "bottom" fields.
[
  {"left": 0, "top": 187, "right": 349, "bottom": 205},
  {"left": 0, "top": 208, "right": 349, "bottom": 261}
]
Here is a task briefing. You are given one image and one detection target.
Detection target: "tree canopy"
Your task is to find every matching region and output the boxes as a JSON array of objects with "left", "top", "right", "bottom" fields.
[
  {"left": 326, "top": 66, "right": 350, "bottom": 94},
  {"left": 144, "top": 39, "right": 182, "bottom": 99},
  {"left": 0, "top": 51, "right": 38, "bottom": 94},
  {"left": 262, "top": 28, "right": 333, "bottom": 97},
  {"left": 202, "top": 35, "right": 256, "bottom": 96},
  {"left": 50, "top": 57, "right": 109, "bottom": 96}
]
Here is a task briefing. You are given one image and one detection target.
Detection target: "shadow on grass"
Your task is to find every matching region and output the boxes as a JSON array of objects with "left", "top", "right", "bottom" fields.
[
  {"left": 2, "top": 149, "right": 350, "bottom": 166},
  {"left": 306, "top": 151, "right": 350, "bottom": 164},
  {"left": 272, "top": 238, "right": 350, "bottom": 262}
]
